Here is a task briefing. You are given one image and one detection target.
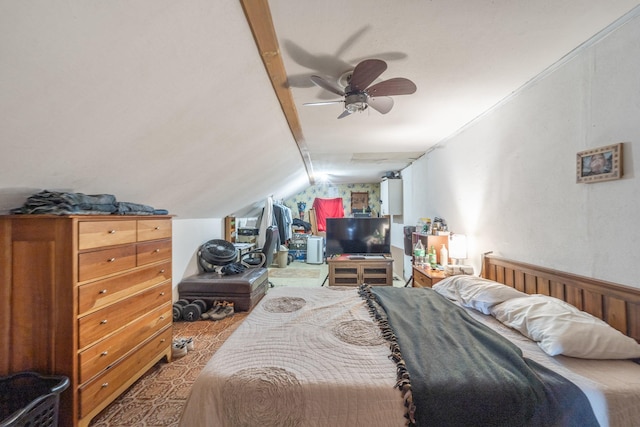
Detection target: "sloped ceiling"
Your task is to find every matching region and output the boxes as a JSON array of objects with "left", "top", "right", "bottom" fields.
[{"left": 1, "top": 1, "right": 638, "bottom": 219}]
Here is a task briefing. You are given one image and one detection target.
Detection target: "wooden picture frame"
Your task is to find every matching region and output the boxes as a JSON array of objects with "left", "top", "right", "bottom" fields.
[
  {"left": 351, "top": 192, "right": 369, "bottom": 212},
  {"left": 576, "top": 143, "right": 622, "bottom": 183}
]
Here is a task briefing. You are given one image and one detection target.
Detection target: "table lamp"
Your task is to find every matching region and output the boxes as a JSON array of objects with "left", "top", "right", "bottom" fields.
[{"left": 449, "top": 234, "right": 467, "bottom": 265}]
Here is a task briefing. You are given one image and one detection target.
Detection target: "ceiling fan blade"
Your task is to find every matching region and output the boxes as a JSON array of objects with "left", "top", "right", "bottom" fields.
[
  {"left": 334, "top": 26, "right": 370, "bottom": 58},
  {"left": 303, "top": 101, "right": 343, "bottom": 106},
  {"left": 349, "top": 52, "right": 407, "bottom": 65},
  {"left": 350, "top": 59, "right": 387, "bottom": 91},
  {"left": 368, "top": 96, "right": 394, "bottom": 114},
  {"left": 337, "top": 109, "right": 353, "bottom": 119},
  {"left": 310, "top": 75, "right": 345, "bottom": 96},
  {"left": 367, "top": 78, "right": 417, "bottom": 96},
  {"left": 284, "top": 40, "right": 353, "bottom": 78}
]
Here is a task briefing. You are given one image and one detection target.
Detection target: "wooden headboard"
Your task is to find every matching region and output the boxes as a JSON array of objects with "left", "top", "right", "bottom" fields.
[{"left": 482, "top": 254, "right": 640, "bottom": 342}]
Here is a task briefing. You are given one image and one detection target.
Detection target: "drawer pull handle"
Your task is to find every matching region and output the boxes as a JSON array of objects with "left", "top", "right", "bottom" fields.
[
  {"left": 159, "top": 269, "right": 165, "bottom": 274},
  {"left": 160, "top": 316, "right": 165, "bottom": 320},
  {"left": 100, "top": 319, "right": 108, "bottom": 325},
  {"left": 108, "top": 258, "right": 116, "bottom": 262},
  {"left": 154, "top": 248, "right": 160, "bottom": 253},
  {"left": 160, "top": 292, "right": 165, "bottom": 296},
  {"left": 108, "top": 229, "right": 116, "bottom": 234},
  {"left": 160, "top": 338, "right": 166, "bottom": 343},
  {"left": 99, "top": 289, "right": 108, "bottom": 294},
  {"left": 154, "top": 226, "right": 160, "bottom": 230},
  {"left": 102, "top": 382, "right": 109, "bottom": 388},
  {"left": 101, "top": 351, "right": 108, "bottom": 356}
]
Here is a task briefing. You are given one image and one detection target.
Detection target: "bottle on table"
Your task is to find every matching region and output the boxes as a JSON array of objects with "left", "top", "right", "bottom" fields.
[
  {"left": 414, "top": 240, "right": 426, "bottom": 265},
  {"left": 440, "top": 244, "right": 448, "bottom": 267},
  {"left": 429, "top": 245, "right": 437, "bottom": 269}
]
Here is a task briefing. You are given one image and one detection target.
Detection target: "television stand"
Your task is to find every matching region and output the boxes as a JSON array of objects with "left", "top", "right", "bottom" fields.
[
  {"left": 327, "top": 255, "right": 393, "bottom": 287},
  {"left": 347, "top": 254, "right": 387, "bottom": 260}
]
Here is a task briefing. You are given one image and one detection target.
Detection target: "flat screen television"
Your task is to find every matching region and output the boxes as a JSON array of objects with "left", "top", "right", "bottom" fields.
[{"left": 325, "top": 217, "right": 391, "bottom": 257}]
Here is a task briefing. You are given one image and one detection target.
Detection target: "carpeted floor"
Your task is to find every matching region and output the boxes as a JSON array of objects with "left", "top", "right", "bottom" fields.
[
  {"left": 267, "top": 267, "right": 321, "bottom": 278},
  {"left": 89, "top": 313, "right": 248, "bottom": 427}
]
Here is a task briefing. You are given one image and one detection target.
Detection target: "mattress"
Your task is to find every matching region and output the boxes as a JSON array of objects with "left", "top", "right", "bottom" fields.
[{"left": 178, "top": 286, "right": 640, "bottom": 427}]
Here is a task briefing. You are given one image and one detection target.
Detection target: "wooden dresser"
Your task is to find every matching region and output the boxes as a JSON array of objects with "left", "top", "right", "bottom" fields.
[{"left": 0, "top": 215, "right": 173, "bottom": 427}]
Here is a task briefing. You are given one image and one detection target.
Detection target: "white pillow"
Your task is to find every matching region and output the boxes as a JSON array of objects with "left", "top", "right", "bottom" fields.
[
  {"left": 431, "top": 275, "right": 461, "bottom": 300},
  {"left": 432, "top": 275, "right": 527, "bottom": 314},
  {"left": 457, "top": 280, "right": 528, "bottom": 315},
  {"left": 491, "top": 294, "right": 640, "bottom": 359}
]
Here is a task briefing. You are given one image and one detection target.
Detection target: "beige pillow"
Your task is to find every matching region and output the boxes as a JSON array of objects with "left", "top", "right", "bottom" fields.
[{"left": 491, "top": 294, "right": 640, "bottom": 359}]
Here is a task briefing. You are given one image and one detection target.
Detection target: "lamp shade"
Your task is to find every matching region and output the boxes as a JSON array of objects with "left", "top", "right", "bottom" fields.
[{"left": 449, "top": 234, "right": 467, "bottom": 260}]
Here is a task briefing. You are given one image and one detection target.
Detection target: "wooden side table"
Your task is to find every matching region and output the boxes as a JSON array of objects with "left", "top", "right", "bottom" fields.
[
  {"left": 327, "top": 255, "right": 394, "bottom": 286},
  {"left": 412, "top": 265, "right": 446, "bottom": 288}
]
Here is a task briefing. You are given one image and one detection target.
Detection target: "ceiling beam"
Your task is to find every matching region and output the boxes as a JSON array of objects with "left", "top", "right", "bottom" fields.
[{"left": 239, "top": 0, "right": 315, "bottom": 184}]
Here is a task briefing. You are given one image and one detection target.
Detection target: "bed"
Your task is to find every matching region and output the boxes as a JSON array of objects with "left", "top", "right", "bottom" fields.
[{"left": 178, "top": 255, "right": 640, "bottom": 426}]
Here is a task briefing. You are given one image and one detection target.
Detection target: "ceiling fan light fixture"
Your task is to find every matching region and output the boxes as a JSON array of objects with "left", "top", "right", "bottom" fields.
[
  {"left": 345, "top": 93, "right": 368, "bottom": 113},
  {"left": 306, "top": 59, "right": 416, "bottom": 119}
]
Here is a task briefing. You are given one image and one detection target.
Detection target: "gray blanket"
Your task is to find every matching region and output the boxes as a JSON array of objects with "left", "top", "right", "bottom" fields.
[{"left": 361, "top": 285, "right": 599, "bottom": 427}]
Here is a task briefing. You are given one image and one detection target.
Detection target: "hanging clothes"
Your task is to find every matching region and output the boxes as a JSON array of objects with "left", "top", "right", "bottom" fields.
[
  {"left": 257, "top": 196, "right": 274, "bottom": 248},
  {"left": 272, "top": 203, "right": 287, "bottom": 245},
  {"left": 282, "top": 204, "right": 293, "bottom": 241},
  {"left": 271, "top": 202, "right": 293, "bottom": 244},
  {"left": 312, "top": 197, "right": 345, "bottom": 232}
]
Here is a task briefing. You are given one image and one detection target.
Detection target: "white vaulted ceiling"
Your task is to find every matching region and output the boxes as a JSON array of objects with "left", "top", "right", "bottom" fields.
[{"left": 1, "top": 1, "right": 638, "bottom": 218}]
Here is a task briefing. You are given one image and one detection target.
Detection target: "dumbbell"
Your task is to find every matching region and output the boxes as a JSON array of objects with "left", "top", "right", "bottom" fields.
[
  {"left": 172, "top": 299, "right": 190, "bottom": 321},
  {"left": 182, "top": 299, "right": 207, "bottom": 322},
  {"left": 173, "top": 299, "right": 207, "bottom": 322}
]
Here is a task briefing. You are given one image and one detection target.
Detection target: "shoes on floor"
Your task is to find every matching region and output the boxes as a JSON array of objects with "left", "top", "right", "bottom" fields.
[
  {"left": 202, "top": 300, "right": 224, "bottom": 320},
  {"left": 172, "top": 341, "right": 188, "bottom": 358},
  {"left": 172, "top": 337, "right": 195, "bottom": 358},
  {"left": 209, "top": 301, "right": 234, "bottom": 321},
  {"left": 177, "top": 337, "right": 195, "bottom": 351}
]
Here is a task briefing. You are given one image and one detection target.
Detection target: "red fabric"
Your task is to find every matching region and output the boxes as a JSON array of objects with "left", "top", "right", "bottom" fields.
[{"left": 312, "top": 198, "right": 345, "bottom": 231}]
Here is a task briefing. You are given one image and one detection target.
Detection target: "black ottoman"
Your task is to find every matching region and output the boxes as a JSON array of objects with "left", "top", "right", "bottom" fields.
[{"left": 177, "top": 268, "right": 268, "bottom": 312}]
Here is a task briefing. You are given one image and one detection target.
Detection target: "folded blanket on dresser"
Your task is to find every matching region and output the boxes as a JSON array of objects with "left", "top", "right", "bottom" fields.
[{"left": 361, "top": 285, "right": 600, "bottom": 427}]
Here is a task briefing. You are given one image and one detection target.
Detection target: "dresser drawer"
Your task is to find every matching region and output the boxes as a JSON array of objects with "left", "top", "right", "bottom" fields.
[
  {"left": 137, "top": 219, "right": 172, "bottom": 242},
  {"left": 79, "top": 303, "right": 172, "bottom": 383},
  {"left": 78, "top": 281, "right": 171, "bottom": 349},
  {"left": 78, "top": 220, "right": 137, "bottom": 250},
  {"left": 412, "top": 267, "right": 433, "bottom": 288},
  {"left": 136, "top": 239, "right": 172, "bottom": 266},
  {"left": 78, "top": 246, "right": 137, "bottom": 282},
  {"left": 78, "top": 261, "right": 171, "bottom": 315},
  {"left": 79, "top": 326, "right": 172, "bottom": 417}
]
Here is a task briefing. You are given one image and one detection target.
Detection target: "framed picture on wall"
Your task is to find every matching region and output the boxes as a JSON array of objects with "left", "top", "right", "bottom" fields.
[
  {"left": 351, "top": 192, "right": 369, "bottom": 212},
  {"left": 576, "top": 143, "right": 623, "bottom": 184}
]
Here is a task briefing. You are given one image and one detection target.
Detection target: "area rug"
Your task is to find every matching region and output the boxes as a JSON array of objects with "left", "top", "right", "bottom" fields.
[
  {"left": 89, "top": 313, "right": 248, "bottom": 427},
  {"left": 268, "top": 268, "right": 321, "bottom": 278}
]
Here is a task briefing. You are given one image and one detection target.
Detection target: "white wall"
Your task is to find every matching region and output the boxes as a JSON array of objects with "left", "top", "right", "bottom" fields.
[
  {"left": 400, "top": 12, "right": 640, "bottom": 287},
  {"left": 171, "top": 218, "right": 222, "bottom": 300}
]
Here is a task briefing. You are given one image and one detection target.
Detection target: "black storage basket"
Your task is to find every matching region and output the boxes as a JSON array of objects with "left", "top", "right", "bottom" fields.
[{"left": 0, "top": 372, "right": 69, "bottom": 427}]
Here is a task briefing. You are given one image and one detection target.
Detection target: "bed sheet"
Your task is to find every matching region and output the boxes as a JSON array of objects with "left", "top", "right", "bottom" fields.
[
  {"left": 179, "top": 286, "right": 404, "bottom": 427},
  {"left": 179, "top": 286, "right": 640, "bottom": 427}
]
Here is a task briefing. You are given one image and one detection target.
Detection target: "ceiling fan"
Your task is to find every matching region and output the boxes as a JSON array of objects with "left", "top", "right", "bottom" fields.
[
  {"left": 283, "top": 25, "right": 407, "bottom": 93},
  {"left": 304, "top": 59, "right": 417, "bottom": 119}
]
